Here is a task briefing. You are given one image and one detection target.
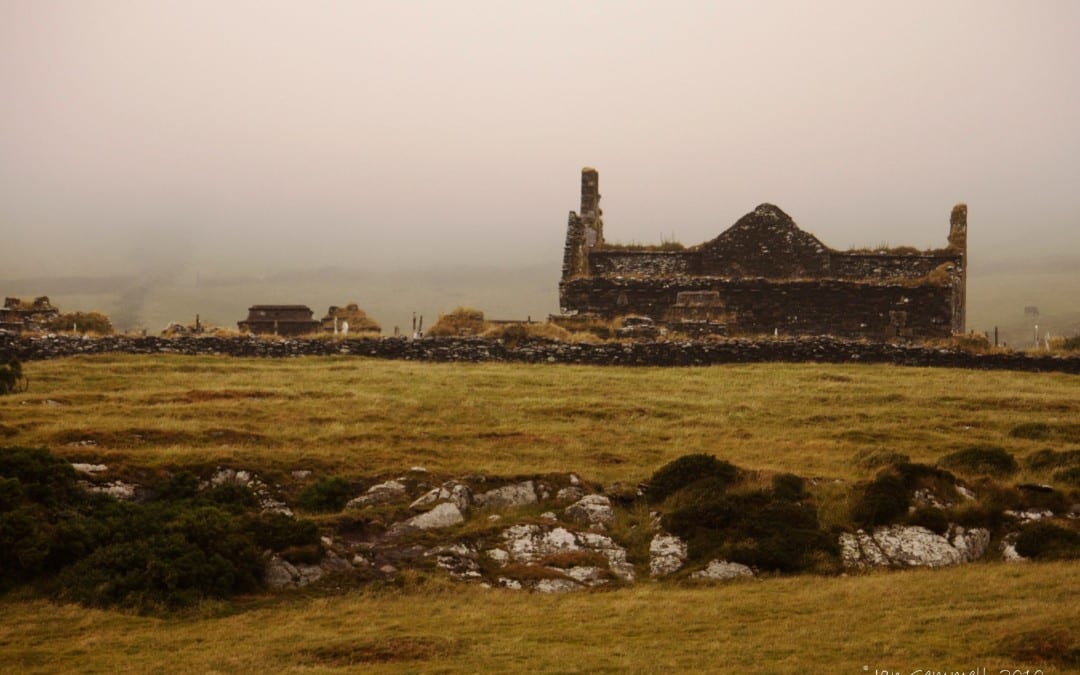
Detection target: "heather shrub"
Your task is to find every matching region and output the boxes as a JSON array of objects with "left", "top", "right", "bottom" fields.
[
  {"left": 939, "top": 446, "right": 1018, "bottom": 477},
  {"left": 647, "top": 454, "right": 738, "bottom": 503}
]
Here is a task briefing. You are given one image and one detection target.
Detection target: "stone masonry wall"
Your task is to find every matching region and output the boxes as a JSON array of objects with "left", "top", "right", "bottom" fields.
[
  {"left": 587, "top": 250, "right": 700, "bottom": 277},
  {"left": 560, "top": 277, "right": 955, "bottom": 340},
  {"left": 1, "top": 333, "right": 1076, "bottom": 374}
]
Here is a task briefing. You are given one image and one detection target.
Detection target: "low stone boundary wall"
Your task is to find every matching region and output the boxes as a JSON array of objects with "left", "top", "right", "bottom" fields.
[{"left": 1, "top": 333, "right": 1077, "bottom": 374}]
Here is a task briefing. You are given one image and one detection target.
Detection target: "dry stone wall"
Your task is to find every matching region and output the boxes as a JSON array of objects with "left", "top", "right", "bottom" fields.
[{"left": 2, "top": 333, "right": 1077, "bottom": 374}]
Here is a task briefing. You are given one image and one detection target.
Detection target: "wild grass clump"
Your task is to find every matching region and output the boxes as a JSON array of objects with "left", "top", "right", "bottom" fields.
[
  {"left": 482, "top": 322, "right": 571, "bottom": 345},
  {"left": 427, "top": 307, "right": 487, "bottom": 337},
  {"left": 44, "top": 311, "right": 114, "bottom": 335},
  {"left": 938, "top": 445, "right": 1018, "bottom": 476},
  {"left": 851, "top": 448, "right": 910, "bottom": 470},
  {"left": 1010, "top": 422, "right": 1080, "bottom": 444},
  {"left": 1053, "top": 466, "right": 1080, "bottom": 488},
  {"left": 1025, "top": 448, "right": 1080, "bottom": 470},
  {"left": 297, "top": 476, "right": 353, "bottom": 513}
]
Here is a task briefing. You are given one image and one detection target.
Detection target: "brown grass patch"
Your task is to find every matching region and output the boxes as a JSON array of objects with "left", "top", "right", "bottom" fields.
[
  {"left": 300, "top": 636, "right": 462, "bottom": 665},
  {"left": 997, "top": 628, "right": 1079, "bottom": 667}
]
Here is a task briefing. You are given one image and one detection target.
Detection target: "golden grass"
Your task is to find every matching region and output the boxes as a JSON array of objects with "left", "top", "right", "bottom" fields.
[
  {"left": 0, "top": 563, "right": 1076, "bottom": 673},
  {"left": 2, "top": 355, "right": 1077, "bottom": 485}
]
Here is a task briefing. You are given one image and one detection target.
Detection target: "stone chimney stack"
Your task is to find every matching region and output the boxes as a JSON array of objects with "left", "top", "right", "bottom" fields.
[
  {"left": 948, "top": 203, "right": 967, "bottom": 251},
  {"left": 579, "top": 167, "right": 603, "bottom": 247},
  {"left": 948, "top": 203, "right": 967, "bottom": 334}
]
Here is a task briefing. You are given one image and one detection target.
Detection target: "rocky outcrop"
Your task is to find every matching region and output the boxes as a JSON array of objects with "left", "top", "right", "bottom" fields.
[{"left": 840, "top": 525, "right": 990, "bottom": 569}]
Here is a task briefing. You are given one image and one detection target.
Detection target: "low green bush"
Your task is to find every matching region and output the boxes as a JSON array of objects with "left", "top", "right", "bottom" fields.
[
  {"left": 905, "top": 506, "right": 950, "bottom": 535},
  {"left": 850, "top": 473, "right": 909, "bottom": 528},
  {"left": 1, "top": 446, "right": 321, "bottom": 610},
  {"left": 298, "top": 476, "right": 353, "bottom": 513},
  {"left": 663, "top": 490, "right": 836, "bottom": 573},
  {"left": 771, "top": 473, "right": 806, "bottom": 502},
  {"left": 0, "top": 359, "right": 28, "bottom": 395},
  {"left": 1010, "top": 423, "right": 1052, "bottom": 441},
  {"left": 648, "top": 454, "right": 738, "bottom": 503},
  {"left": 1026, "top": 448, "right": 1080, "bottom": 470},
  {"left": 939, "top": 446, "right": 1018, "bottom": 477},
  {"left": 1014, "top": 522, "right": 1080, "bottom": 560}
]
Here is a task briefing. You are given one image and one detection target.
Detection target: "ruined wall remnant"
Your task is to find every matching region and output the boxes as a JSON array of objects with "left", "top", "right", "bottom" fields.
[
  {"left": 238, "top": 305, "right": 320, "bottom": 336},
  {"left": 0, "top": 297, "right": 60, "bottom": 333},
  {"left": 558, "top": 168, "right": 967, "bottom": 340},
  {"left": 320, "top": 303, "right": 381, "bottom": 334}
]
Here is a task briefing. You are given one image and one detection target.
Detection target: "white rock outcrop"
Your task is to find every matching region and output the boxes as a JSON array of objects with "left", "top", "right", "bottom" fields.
[
  {"left": 405, "top": 502, "right": 465, "bottom": 530},
  {"left": 410, "top": 481, "right": 472, "bottom": 511},
  {"left": 564, "top": 494, "right": 614, "bottom": 526},
  {"left": 474, "top": 481, "right": 538, "bottom": 509},
  {"left": 649, "top": 533, "right": 688, "bottom": 578},
  {"left": 346, "top": 480, "right": 407, "bottom": 509},
  {"left": 498, "top": 523, "right": 635, "bottom": 582},
  {"left": 691, "top": 560, "right": 754, "bottom": 581},
  {"left": 840, "top": 525, "right": 990, "bottom": 569}
]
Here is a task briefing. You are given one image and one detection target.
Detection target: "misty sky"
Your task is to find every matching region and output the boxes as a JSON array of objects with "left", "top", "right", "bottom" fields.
[{"left": 2, "top": 0, "right": 1079, "bottom": 281}]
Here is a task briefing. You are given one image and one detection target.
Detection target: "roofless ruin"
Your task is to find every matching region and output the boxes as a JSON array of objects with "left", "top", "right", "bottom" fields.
[{"left": 559, "top": 168, "right": 967, "bottom": 340}]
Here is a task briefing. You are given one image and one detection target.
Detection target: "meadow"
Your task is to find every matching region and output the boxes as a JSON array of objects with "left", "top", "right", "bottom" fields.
[{"left": 0, "top": 355, "right": 1077, "bottom": 673}]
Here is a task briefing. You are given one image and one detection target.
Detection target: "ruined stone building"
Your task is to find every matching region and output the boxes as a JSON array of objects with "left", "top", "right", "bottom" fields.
[
  {"left": 238, "top": 305, "right": 320, "bottom": 336},
  {"left": 559, "top": 168, "right": 967, "bottom": 339}
]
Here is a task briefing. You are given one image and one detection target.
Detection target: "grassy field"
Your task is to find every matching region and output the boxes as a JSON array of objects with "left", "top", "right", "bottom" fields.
[
  {"left": 3, "top": 355, "right": 1079, "bottom": 485},
  {"left": 1, "top": 355, "right": 1078, "bottom": 673},
  {"left": 1, "top": 563, "right": 1077, "bottom": 674}
]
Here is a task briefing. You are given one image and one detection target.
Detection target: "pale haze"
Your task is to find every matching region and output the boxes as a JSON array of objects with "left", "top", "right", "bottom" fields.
[{"left": 2, "top": 1, "right": 1078, "bottom": 333}]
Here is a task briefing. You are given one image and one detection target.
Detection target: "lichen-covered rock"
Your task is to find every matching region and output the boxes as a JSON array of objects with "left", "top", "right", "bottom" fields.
[
  {"left": 346, "top": 479, "right": 407, "bottom": 509},
  {"left": 84, "top": 480, "right": 138, "bottom": 500},
  {"left": 840, "top": 524, "right": 990, "bottom": 569},
  {"left": 410, "top": 481, "right": 472, "bottom": 511},
  {"left": 404, "top": 502, "right": 464, "bottom": 530},
  {"left": 500, "top": 524, "right": 634, "bottom": 582},
  {"left": 649, "top": 533, "right": 688, "bottom": 577},
  {"left": 264, "top": 551, "right": 352, "bottom": 589},
  {"left": 690, "top": 560, "right": 753, "bottom": 581},
  {"left": 534, "top": 578, "right": 581, "bottom": 594},
  {"left": 564, "top": 494, "right": 614, "bottom": 526},
  {"left": 428, "top": 543, "right": 482, "bottom": 580},
  {"left": 474, "top": 481, "right": 537, "bottom": 509},
  {"left": 555, "top": 486, "right": 585, "bottom": 503}
]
